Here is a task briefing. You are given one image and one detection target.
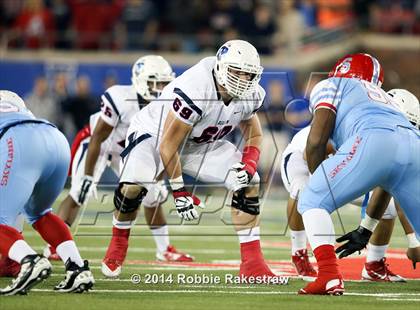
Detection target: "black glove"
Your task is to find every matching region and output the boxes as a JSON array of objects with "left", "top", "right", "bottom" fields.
[{"left": 335, "top": 226, "right": 372, "bottom": 259}]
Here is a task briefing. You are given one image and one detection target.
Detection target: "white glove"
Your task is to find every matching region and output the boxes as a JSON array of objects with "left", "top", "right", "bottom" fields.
[
  {"left": 230, "top": 162, "right": 252, "bottom": 192},
  {"left": 156, "top": 180, "right": 169, "bottom": 204},
  {"left": 173, "top": 190, "right": 205, "bottom": 221},
  {"left": 78, "top": 175, "right": 94, "bottom": 205}
]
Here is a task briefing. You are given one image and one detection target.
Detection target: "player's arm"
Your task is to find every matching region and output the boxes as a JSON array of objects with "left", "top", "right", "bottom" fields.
[
  {"left": 85, "top": 118, "right": 114, "bottom": 176},
  {"left": 335, "top": 188, "right": 391, "bottom": 258},
  {"left": 239, "top": 114, "right": 263, "bottom": 149},
  {"left": 396, "top": 203, "right": 420, "bottom": 269},
  {"left": 306, "top": 109, "right": 336, "bottom": 173},
  {"left": 228, "top": 114, "right": 263, "bottom": 192},
  {"left": 78, "top": 89, "right": 119, "bottom": 205},
  {"left": 159, "top": 110, "right": 204, "bottom": 221},
  {"left": 77, "top": 118, "right": 114, "bottom": 205},
  {"left": 160, "top": 110, "right": 192, "bottom": 180},
  {"left": 303, "top": 141, "right": 335, "bottom": 161}
]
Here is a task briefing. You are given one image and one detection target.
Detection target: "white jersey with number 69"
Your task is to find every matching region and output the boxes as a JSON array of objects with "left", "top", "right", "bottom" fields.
[{"left": 128, "top": 56, "right": 265, "bottom": 150}]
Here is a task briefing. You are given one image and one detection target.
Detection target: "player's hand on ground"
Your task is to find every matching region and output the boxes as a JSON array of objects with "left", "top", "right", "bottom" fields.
[
  {"left": 406, "top": 247, "right": 420, "bottom": 269},
  {"left": 172, "top": 189, "right": 205, "bottom": 221},
  {"left": 335, "top": 226, "right": 372, "bottom": 258},
  {"left": 78, "top": 175, "right": 94, "bottom": 205},
  {"left": 231, "top": 162, "right": 253, "bottom": 192}
]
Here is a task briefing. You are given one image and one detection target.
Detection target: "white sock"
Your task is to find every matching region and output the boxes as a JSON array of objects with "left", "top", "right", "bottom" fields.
[
  {"left": 151, "top": 225, "right": 170, "bottom": 254},
  {"left": 302, "top": 208, "right": 335, "bottom": 250},
  {"left": 290, "top": 230, "right": 307, "bottom": 254},
  {"left": 8, "top": 240, "right": 36, "bottom": 263},
  {"left": 366, "top": 244, "right": 388, "bottom": 262},
  {"left": 237, "top": 227, "right": 260, "bottom": 244},
  {"left": 112, "top": 214, "right": 135, "bottom": 230},
  {"left": 56, "top": 240, "right": 84, "bottom": 267}
]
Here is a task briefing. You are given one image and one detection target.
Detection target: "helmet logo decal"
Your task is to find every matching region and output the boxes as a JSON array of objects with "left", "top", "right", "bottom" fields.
[
  {"left": 217, "top": 46, "right": 229, "bottom": 60},
  {"left": 135, "top": 62, "right": 144, "bottom": 76},
  {"left": 337, "top": 57, "right": 352, "bottom": 74}
]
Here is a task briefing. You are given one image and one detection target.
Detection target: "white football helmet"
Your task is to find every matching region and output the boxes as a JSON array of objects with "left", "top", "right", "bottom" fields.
[
  {"left": 387, "top": 88, "right": 420, "bottom": 128},
  {"left": 0, "top": 90, "right": 27, "bottom": 111},
  {"left": 214, "top": 40, "right": 263, "bottom": 99},
  {"left": 131, "top": 55, "right": 175, "bottom": 101}
]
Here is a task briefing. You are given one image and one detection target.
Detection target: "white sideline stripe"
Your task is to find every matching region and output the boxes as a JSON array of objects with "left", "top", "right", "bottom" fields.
[
  {"left": 33, "top": 246, "right": 283, "bottom": 254},
  {"left": 31, "top": 289, "right": 292, "bottom": 295},
  {"left": 33, "top": 246, "right": 229, "bottom": 254},
  {"left": 382, "top": 298, "right": 420, "bottom": 302},
  {"left": 30, "top": 288, "right": 420, "bottom": 298}
]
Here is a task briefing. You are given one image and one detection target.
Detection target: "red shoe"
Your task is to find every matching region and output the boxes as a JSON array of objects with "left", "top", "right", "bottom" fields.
[
  {"left": 299, "top": 244, "right": 344, "bottom": 295},
  {"left": 156, "top": 245, "right": 194, "bottom": 262},
  {"left": 299, "top": 276, "right": 344, "bottom": 295},
  {"left": 239, "top": 240, "right": 279, "bottom": 283},
  {"left": 239, "top": 259, "right": 281, "bottom": 283},
  {"left": 362, "top": 258, "right": 406, "bottom": 282},
  {"left": 101, "top": 227, "right": 130, "bottom": 278},
  {"left": 292, "top": 249, "right": 317, "bottom": 281},
  {"left": 0, "top": 255, "right": 21, "bottom": 277},
  {"left": 102, "top": 258, "right": 123, "bottom": 278},
  {"left": 43, "top": 245, "right": 61, "bottom": 261}
]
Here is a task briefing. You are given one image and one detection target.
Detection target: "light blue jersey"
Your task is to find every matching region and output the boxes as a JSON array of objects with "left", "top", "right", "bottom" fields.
[
  {"left": 0, "top": 108, "right": 70, "bottom": 226},
  {"left": 309, "top": 77, "right": 414, "bottom": 148},
  {"left": 298, "top": 78, "right": 420, "bottom": 234}
]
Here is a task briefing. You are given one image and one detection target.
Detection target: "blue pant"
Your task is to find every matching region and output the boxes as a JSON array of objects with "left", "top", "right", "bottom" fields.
[
  {"left": 298, "top": 127, "right": 420, "bottom": 233},
  {"left": 0, "top": 123, "right": 70, "bottom": 225}
]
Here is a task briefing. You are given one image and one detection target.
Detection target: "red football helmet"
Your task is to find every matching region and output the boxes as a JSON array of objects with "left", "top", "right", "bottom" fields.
[{"left": 328, "top": 53, "right": 384, "bottom": 87}]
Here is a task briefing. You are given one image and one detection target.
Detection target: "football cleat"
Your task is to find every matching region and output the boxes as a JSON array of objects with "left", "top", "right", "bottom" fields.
[
  {"left": 0, "top": 254, "right": 51, "bottom": 296},
  {"left": 156, "top": 245, "right": 194, "bottom": 262},
  {"left": 43, "top": 245, "right": 61, "bottom": 261},
  {"left": 362, "top": 258, "right": 406, "bottom": 282},
  {"left": 101, "top": 258, "right": 122, "bottom": 278},
  {"left": 55, "top": 259, "right": 94, "bottom": 293},
  {"left": 292, "top": 249, "right": 317, "bottom": 281},
  {"left": 0, "top": 255, "right": 21, "bottom": 277},
  {"left": 101, "top": 228, "right": 129, "bottom": 278},
  {"left": 299, "top": 277, "right": 344, "bottom": 295},
  {"left": 239, "top": 259, "right": 281, "bottom": 284}
]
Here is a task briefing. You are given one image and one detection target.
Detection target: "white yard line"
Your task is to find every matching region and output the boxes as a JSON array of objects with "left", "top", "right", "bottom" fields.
[
  {"left": 381, "top": 298, "right": 420, "bottom": 301},
  {"left": 88, "top": 265, "right": 239, "bottom": 271},
  {"left": 30, "top": 288, "right": 420, "bottom": 298}
]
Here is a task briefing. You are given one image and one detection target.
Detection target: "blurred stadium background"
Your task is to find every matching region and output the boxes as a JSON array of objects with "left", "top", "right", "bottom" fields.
[{"left": 0, "top": 0, "right": 419, "bottom": 194}]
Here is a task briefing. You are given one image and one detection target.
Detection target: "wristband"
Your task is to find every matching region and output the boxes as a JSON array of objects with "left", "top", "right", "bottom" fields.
[
  {"left": 407, "top": 233, "right": 420, "bottom": 248},
  {"left": 360, "top": 214, "right": 379, "bottom": 232},
  {"left": 241, "top": 146, "right": 260, "bottom": 176},
  {"left": 169, "top": 175, "right": 184, "bottom": 191}
]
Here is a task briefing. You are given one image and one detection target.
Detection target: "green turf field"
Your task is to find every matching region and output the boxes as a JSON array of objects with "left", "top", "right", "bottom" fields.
[{"left": 1, "top": 189, "right": 419, "bottom": 309}]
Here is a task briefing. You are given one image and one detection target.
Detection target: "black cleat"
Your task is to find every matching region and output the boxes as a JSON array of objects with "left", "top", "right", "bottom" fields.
[
  {"left": 0, "top": 254, "right": 52, "bottom": 296},
  {"left": 54, "top": 259, "right": 94, "bottom": 293}
]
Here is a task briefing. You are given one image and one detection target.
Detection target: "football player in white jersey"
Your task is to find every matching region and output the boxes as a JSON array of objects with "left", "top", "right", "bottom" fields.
[
  {"left": 45, "top": 56, "right": 194, "bottom": 266},
  {"left": 102, "top": 40, "right": 279, "bottom": 281},
  {"left": 281, "top": 88, "right": 420, "bottom": 282}
]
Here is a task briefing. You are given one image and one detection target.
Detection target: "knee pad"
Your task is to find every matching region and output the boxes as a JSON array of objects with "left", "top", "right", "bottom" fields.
[
  {"left": 231, "top": 191, "right": 260, "bottom": 215},
  {"left": 381, "top": 199, "right": 397, "bottom": 220},
  {"left": 114, "top": 183, "right": 147, "bottom": 214}
]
